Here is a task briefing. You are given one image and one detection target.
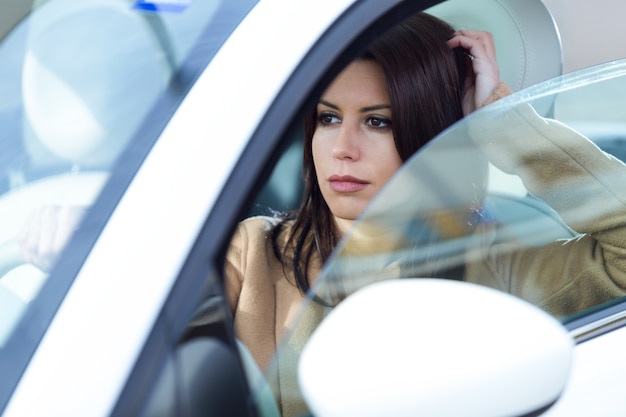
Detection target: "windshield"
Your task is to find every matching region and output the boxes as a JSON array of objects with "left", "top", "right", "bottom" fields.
[
  {"left": 0, "top": 0, "right": 256, "bottom": 404},
  {"left": 263, "top": 58, "right": 626, "bottom": 412}
]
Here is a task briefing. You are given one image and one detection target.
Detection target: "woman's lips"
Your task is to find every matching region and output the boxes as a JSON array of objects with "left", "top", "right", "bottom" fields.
[{"left": 328, "top": 175, "right": 368, "bottom": 192}]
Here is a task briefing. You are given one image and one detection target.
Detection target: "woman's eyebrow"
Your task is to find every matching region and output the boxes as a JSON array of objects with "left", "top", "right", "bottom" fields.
[
  {"left": 360, "top": 104, "right": 391, "bottom": 112},
  {"left": 318, "top": 99, "right": 339, "bottom": 110},
  {"left": 318, "top": 100, "right": 391, "bottom": 113}
]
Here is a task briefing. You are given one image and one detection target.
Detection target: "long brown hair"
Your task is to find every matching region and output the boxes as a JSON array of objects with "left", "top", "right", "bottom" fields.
[{"left": 272, "top": 12, "right": 469, "bottom": 293}]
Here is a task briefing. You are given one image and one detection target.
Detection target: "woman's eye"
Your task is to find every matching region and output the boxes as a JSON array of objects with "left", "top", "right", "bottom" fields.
[
  {"left": 318, "top": 113, "right": 340, "bottom": 126},
  {"left": 366, "top": 116, "right": 391, "bottom": 129}
]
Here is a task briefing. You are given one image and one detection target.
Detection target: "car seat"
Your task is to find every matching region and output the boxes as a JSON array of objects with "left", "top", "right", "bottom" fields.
[
  {"left": 429, "top": 0, "right": 571, "bottom": 246},
  {"left": 138, "top": 337, "right": 254, "bottom": 417}
]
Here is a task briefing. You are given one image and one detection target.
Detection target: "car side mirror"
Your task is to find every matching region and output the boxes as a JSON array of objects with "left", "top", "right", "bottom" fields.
[{"left": 298, "top": 279, "right": 573, "bottom": 417}]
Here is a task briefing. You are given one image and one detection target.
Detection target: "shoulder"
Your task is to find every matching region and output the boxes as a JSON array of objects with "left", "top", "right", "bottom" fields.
[
  {"left": 229, "top": 215, "right": 293, "bottom": 255},
  {"left": 225, "top": 216, "right": 294, "bottom": 290},
  {"left": 233, "top": 215, "right": 285, "bottom": 242}
]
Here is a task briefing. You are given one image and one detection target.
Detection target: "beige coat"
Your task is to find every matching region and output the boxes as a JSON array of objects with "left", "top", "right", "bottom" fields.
[{"left": 223, "top": 84, "right": 626, "bottom": 416}]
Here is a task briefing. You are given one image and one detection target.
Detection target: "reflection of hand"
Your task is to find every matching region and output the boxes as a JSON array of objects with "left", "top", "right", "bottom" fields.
[
  {"left": 17, "top": 205, "right": 87, "bottom": 273},
  {"left": 447, "top": 30, "right": 501, "bottom": 115}
]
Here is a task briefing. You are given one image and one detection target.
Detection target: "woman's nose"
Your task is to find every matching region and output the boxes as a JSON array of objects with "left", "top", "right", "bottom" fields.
[{"left": 331, "top": 124, "right": 360, "bottom": 160}]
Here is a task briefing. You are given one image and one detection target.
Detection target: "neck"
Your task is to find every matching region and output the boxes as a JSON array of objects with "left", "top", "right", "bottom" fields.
[{"left": 333, "top": 216, "right": 354, "bottom": 237}]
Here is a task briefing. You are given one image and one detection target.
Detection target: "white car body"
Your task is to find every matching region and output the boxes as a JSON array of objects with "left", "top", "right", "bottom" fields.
[{"left": 0, "top": 0, "right": 625, "bottom": 416}]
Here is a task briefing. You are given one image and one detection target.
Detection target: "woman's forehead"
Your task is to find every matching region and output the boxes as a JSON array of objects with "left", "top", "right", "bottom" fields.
[{"left": 319, "top": 60, "right": 390, "bottom": 109}]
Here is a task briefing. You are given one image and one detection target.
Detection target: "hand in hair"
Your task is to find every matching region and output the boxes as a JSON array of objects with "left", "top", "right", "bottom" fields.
[{"left": 447, "top": 30, "right": 501, "bottom": 116}]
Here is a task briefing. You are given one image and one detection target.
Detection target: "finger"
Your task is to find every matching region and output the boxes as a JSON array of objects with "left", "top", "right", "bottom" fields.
[
  {"left": 37, "top": 205, "right": 60, "bottom": 268},
  {"left": 19, "top": 207, "right": 44, "bottom": 264},
  {"left": 451, "top": 30, "right": 496, "bottom": 56},
  {"left": 448, "top": 31, "right": 497, "bottom": 63},
  {"left": 448, "top": 31, "right": 501, "bottom": 114},
  {"left": 18, "top": 205, "right": 63, "bottom": 272},
  {"left": 449, "top": 33, "right": 499, "bottom": 82}
]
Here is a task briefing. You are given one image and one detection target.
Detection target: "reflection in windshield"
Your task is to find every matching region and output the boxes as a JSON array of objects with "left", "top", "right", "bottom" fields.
[
  {"left": 265, "top": 59, "right": 626, "bottom": 413},
  {"left": 0, "top": 0, "right": 226, "bottom": 347}
]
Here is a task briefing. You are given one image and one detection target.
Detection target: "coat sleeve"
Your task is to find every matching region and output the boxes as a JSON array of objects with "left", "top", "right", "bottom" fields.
[{"left": 467, "top": 88, "right": 626, "bottom": 316}]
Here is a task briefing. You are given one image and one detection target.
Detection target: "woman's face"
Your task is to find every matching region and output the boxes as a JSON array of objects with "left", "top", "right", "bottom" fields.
[{"left": 312, "top": 59, "right": 403, "bottom": 232}]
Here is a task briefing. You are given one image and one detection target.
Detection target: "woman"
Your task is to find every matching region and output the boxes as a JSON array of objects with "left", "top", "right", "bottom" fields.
[
  {"left": 224, "top": 13, "right": 626, "bottom": 415},
  {"left": 224, "top": 13, "right": 506, "bottom": 372}
]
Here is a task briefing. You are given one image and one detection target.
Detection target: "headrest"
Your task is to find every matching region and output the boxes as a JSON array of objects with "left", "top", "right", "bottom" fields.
[
  {"left": 21, "top": 0, "right": 173, "bottom": 168},
  {"left": 427, "top": 0, "right": 562, "bottom": 92}
]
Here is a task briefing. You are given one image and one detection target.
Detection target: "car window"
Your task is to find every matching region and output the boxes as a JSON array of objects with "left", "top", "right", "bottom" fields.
[
  {"left": 261, "top": 58, "right": 626, "bottom": 411},
  {"left": 315, "top": 58, "right": 626, "bottom": 314},
  {"left": 0, "top": 0, "right": 256, "bottom": 393}
]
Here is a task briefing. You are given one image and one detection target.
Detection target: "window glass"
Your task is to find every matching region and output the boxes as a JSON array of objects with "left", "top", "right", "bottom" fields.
[
  {"left": 260, "top": 58, "right": 626, "bottom": 413},
  {"left": 0, "top": 0, "right": 255, "bottom": 368},
  {"left": 311, "top": 58, "right": 626, "bottom": 317}
]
